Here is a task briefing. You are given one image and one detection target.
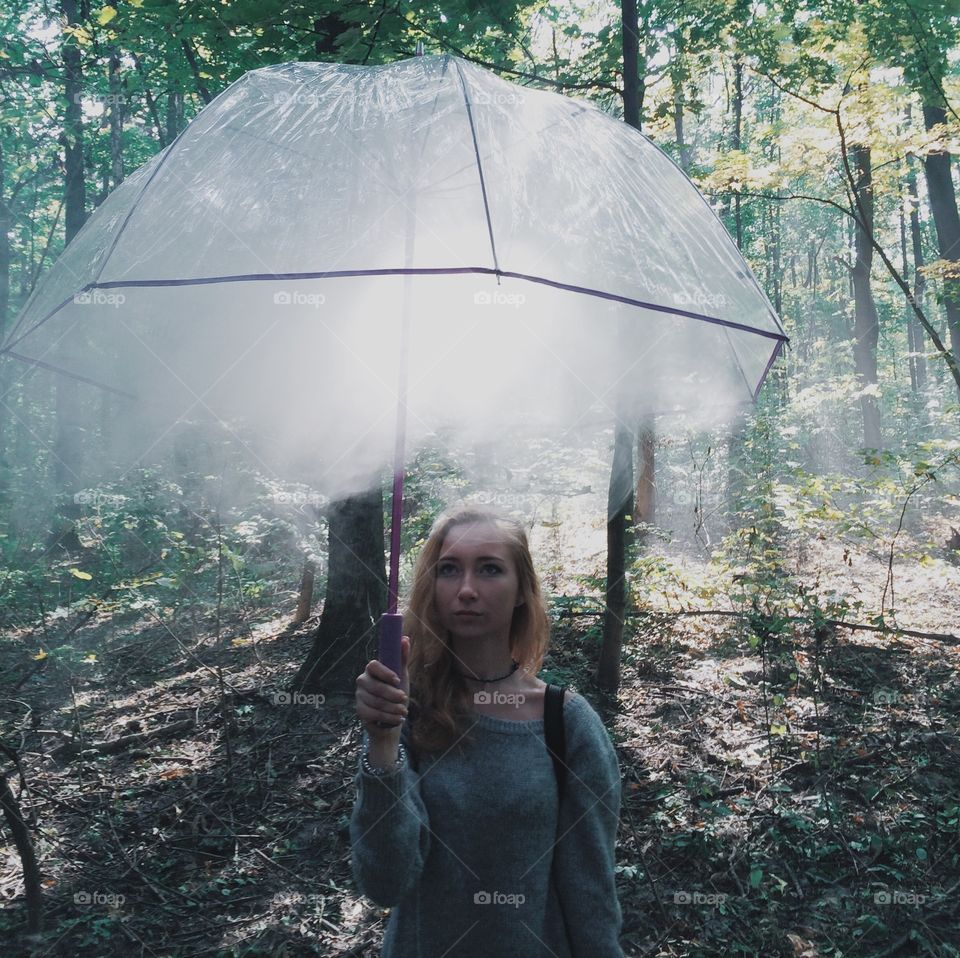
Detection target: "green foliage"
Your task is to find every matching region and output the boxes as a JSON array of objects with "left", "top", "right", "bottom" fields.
[{"left": 0, "top": 465, "right": 320, "bottom": 634}]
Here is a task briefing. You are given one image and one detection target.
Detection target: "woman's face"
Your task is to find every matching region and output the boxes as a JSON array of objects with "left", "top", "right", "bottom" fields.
[{"left": 433, "top": 522, "right": 522, "bottom": 642}]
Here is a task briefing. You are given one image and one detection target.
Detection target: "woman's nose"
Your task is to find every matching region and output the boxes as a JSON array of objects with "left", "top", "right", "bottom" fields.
[{"left": 458, "top": 575, "right": 477, "bottom": 598}]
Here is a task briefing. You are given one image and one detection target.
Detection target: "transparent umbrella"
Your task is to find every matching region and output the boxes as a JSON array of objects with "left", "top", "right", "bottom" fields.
[{"left": 0, "top": 52, "right": 787, "bottom": 675}]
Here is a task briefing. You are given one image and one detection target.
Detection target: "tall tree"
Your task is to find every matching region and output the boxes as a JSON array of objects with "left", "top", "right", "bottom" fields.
[
  {"left": 597, "top": 0, "right": 642, "bottom": 693},
  {"left": 902, "top": 110, "right": 929, "bottom": 393},
  {"left": 52, "top": 0, "right": 88, "bottom": 496},
  {"left": 847, "top": 141, "right": 883, "bottom": 448}
]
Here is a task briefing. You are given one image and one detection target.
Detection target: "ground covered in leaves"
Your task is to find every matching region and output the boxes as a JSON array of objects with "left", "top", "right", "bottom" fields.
[{"left": 1, "top": 484, "right": 959, "bottom": 957}]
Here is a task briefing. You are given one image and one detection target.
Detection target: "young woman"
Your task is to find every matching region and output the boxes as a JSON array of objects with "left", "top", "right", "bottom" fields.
[{"left": 351, "top": 505, "right": 624, "bottom": 957}]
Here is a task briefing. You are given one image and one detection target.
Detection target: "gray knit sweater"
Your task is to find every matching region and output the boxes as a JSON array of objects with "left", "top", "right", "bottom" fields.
[{"left": 349, "top": 691, "right": 624, "bottom": 957}]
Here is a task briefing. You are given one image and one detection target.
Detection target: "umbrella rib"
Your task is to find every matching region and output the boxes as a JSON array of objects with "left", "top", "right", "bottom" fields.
[
  {"left": 452, "top": 58, "right": 501, "bottom": 277},
  {"left": 91, "top": 73, "right": 254, "bottom": 288},
  {"left": 753, "top": 338, "right": 787, "bottom": 400},
  {"left": 3, "top": 350, "right": 137, "bottom": 398}
]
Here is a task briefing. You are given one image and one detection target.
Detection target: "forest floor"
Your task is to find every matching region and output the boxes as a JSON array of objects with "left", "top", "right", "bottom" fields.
[{"left": 1, "top": 491, "right": 959, "bottom": 958}]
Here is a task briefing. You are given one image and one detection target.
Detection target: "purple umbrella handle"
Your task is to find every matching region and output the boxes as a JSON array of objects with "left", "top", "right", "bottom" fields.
[
  {"left": 378, "top": 612, "right": 404, "bottom": 686},
  {"left": 378, "top": 467, "right": 405, "bottom": 685}
]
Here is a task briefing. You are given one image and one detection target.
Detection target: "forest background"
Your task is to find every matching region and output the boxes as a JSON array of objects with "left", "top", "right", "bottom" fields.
[{"left": 0, "top": 1, "right": 959, "bottom": 956}]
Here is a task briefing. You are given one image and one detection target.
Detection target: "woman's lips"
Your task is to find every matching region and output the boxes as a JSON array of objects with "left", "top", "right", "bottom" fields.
[{"left": 454, "top": 611, "right": 481, "bottom": 616}]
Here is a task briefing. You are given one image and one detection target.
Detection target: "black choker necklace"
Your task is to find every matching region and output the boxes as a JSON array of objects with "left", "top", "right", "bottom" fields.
[{"left": 452, "top": 658, "right": 520, "bottom": 683}]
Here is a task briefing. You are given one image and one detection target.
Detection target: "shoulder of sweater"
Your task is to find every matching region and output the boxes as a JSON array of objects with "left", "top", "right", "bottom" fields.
[{"left": 563, "top": 691, "right": 617, "bottom": 747}]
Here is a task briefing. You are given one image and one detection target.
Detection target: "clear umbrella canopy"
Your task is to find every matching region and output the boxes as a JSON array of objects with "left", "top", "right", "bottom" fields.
[{"left": 2, "top": 54, "right": 786, "bottom": 496}]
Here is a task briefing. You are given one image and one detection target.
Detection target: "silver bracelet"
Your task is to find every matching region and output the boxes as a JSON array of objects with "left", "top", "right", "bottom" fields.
[{"left": 362, "top": 741, "right": 406, "bottom": 776}]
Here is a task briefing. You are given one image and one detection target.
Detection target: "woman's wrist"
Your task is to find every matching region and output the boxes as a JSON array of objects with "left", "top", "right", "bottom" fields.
[{"left": 363, "top": 740, "right": 406, "bottom": 775}]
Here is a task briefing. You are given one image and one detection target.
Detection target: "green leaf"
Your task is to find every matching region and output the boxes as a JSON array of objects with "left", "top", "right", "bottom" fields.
[
  {"left": 749, "top": 867, "right": 763, "bottom": 888},
  {"left": 70, "top": 568, "right": 93, "bottom": 580},
  {"left": 96, "top": 5, "right": 117, "bottom": 25}
]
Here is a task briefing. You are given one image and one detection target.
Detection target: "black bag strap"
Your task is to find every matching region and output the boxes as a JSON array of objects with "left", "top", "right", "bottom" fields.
[{"left": 544, "top": 683, "right": 567, "bottom": 802}]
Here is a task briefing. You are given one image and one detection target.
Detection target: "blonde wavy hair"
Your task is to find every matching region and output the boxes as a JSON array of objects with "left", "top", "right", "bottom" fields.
[{"left": 404, "top": 505, "right": 551, "bottom": 755}]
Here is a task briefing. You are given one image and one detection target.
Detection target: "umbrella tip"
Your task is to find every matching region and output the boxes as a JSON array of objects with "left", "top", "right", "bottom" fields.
[{"left": 415, "top": 40, "right": 424, "bottom": 56}]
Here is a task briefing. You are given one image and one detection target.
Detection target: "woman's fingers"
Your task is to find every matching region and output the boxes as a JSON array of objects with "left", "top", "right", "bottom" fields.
[
  {"left": 357, "top": 672, "right": 408, "bottom": 706},
  {"left": 357, "top": 687, "right": 408, "bottom": 719},
  {"left": 356, "top": 660, "right": 409, "bottom": 736},
  {"left": 367, "top": 658, "right": 402, "bottom": 687}
]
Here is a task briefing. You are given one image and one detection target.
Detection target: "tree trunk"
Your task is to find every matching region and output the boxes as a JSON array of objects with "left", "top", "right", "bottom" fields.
[
  {"left": 848, "top": 143, "right": 882, "bottom": 449},
  {"left": 771, "top": 188, "right": 782, "bottom": 315},
  {"left": 181, "top": 39, "right": 212, "bottom": 104},
  {"left": 53, "top": 0, "right": 87, "bottom": 496},
  {"left": 597, "top": 0, "right": 643, "bottom": 692},
  {"left": 0, "top": 143, "right": 9, "bottom": 331},
  {"left": 634, "top": 419, "right": 655, "bottom": 527},
  {"left": 61, "top": 0, "right": 86, "bottom": 244},
  {"left": 921, "top": 102, "right": 960, "bottom": 366},
  {"left": 109, "top": 51, "right": 124, "bottom": 189},
  {"left": 598, "top": 417, "right": 632, "bottom": 692},
  {"left": 620, "top": 0, "right": 640, "bottom": 130},
  {"left": 673, "top": 84, "right": 692, "bottom": 173},
  {"left": 292, "top": 483, "right": 387, "bottom": 693},
  {"left": 732, "top": 53, "right": 744, "bottom": 249},
  {"left": 165, "top": 41, "right": 185, "bottom": 146},
  {"left": 904, "top": 147, "right": 928, "bottom": 393}
]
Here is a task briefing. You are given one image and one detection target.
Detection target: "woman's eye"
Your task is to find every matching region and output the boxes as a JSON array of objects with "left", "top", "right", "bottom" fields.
[
  {"left": 436, "top": 562, "right": 458, "bottom": 577},
  {"left": 481, "top": 564, "right": 503, "bottom": 575}
]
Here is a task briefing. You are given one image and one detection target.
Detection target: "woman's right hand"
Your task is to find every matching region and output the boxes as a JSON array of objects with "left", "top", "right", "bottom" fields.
[{"left": 356, "top": 635, "right": 410, "bottom": 748}]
